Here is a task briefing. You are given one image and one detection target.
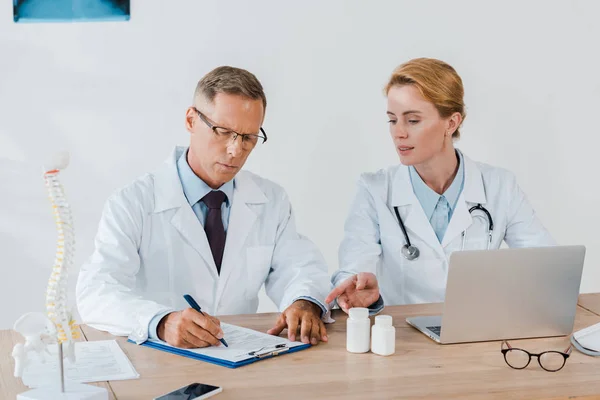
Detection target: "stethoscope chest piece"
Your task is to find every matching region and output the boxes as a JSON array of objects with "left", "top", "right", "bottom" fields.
[{"left": 401, "top": 244, "right": 420, "bottom": 261}]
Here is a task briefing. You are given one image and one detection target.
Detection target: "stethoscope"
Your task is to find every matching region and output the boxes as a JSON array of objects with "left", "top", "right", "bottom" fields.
[{"left": 393, "top": 204, "right": 494, "bottom": 261}]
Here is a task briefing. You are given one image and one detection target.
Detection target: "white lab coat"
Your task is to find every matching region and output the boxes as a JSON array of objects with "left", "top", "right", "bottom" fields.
[
  {"left": 333, "top": 152, "right": 556, "bottom": 306},
  {"left": 76, "top": 147, "right": 330, "bottom": 343}
]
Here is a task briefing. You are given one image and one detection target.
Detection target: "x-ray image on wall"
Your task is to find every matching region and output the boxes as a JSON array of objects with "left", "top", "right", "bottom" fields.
[{"left": 13, "top": 0, "right": 130, "bottom": 23}]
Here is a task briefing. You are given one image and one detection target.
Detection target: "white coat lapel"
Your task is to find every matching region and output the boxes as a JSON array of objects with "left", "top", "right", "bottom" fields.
[
  {"left": 153, "top": 147, "right": 218, "bottom": 280},
  {"left": 215, "top": 172, "right": 268, "bottom": 306},
  {"left": 390, "top": 166, "right": 444, "bottom": 257},
  {"left": 441, "top": 193, "right": 472, "bottom": 248},
  {"left": 170, "top": 206, "right": 218, "bottom": 279},
  {"left": 441, "top": 154, "right": 487, "bottom": 248}
]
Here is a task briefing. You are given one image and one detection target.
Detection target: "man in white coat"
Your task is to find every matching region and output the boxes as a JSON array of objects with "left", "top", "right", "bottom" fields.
[{"left": 77, "top": 66, "right": 330, "bottom": 348}]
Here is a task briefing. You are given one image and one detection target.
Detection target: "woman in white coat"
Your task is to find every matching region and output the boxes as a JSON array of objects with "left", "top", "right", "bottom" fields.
[{"left": 326, "top": 58, "right": 555, "bottom": 312}]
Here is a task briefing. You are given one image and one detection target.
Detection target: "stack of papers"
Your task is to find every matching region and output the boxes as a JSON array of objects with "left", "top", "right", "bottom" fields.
[
  {"left": 22, "top": 340, "right": 139, "bottom": 388},
  {"left": 574, "top": 322, "right": 600, "bottom": 352}
]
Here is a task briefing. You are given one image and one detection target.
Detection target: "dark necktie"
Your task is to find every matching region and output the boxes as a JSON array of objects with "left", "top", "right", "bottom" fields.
[{"left": 201, "top": 190, "right": 227, "bottom": 274}]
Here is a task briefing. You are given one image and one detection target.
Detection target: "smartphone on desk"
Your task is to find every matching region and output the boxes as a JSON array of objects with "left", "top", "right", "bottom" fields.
[{"left": 154, "top": 382, "right": 222, "bottom": 400}]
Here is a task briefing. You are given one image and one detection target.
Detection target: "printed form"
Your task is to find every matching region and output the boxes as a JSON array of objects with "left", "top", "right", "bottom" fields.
[
  {"left": 147, "top": 323, "right": 306, "bottom": 362},
  {"left": 21, "top": 340, "right": 138, "bottom": 388}
]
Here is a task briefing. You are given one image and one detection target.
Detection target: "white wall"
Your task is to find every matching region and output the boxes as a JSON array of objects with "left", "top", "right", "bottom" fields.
[{"left": 1, "top": 0, "right": 599, "bottom": 329}]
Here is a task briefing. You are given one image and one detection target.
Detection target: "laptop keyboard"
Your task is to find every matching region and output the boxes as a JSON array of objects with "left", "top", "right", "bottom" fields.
[{"left": 427, "top": 326, "right": 442, "bottom": 336}]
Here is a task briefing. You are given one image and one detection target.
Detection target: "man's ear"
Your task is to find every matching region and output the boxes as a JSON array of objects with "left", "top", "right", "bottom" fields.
[{"left": 185, "top": 107, "right": 196, "bottom": 133}]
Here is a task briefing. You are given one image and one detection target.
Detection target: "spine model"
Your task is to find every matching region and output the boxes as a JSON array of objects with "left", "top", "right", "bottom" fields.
[{"left": 43, "top": 152, "right": 79, "bottom": 347}]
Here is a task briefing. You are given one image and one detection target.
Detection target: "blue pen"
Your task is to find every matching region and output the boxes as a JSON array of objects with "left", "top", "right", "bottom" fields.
[{"left": 183, "top": 294, "right": 228, "bottom": 347}]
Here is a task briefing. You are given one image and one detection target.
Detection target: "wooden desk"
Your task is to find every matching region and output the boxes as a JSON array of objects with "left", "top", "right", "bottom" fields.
[
  {"left": 0, "top": 327, "right": 115, "bottom": 400},
  {"left": 3, "top": 300, "right": 600, "bottom": 400},
  {"left": 77, "top": 302, "right": 600, "bottom": 400},
  {"left": 579, "top": 293, "right": 600, "bottom": 316}
]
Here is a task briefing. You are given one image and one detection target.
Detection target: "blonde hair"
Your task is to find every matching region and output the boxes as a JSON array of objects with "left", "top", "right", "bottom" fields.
[{"left": 385, "top": 58, "right": 466, "bottom": 139}]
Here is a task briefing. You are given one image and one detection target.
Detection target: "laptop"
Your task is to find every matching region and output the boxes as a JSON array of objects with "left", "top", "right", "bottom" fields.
[{"left": 406, "top": 245, "right": 586, "bottom": 344}]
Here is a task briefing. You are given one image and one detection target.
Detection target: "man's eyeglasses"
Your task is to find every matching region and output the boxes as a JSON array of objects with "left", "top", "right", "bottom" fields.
[
  {"left": 501, "top": 340, "right": 572, "bottom": 372},
  {"left": 193, "top": 107, "right": 267, "bottom": 151}
]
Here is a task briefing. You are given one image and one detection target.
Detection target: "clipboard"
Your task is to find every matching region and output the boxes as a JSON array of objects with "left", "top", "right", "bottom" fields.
[
  {"left": 131, "top": 340, "right": 310, "bottom": 368},
  {"left": 127, "top": 323, "right": 312, "bottom": 369}
]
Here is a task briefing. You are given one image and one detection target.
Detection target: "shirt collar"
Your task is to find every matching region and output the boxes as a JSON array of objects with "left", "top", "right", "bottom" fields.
[
  {"left": 176, "top": 148, "right": 234, "bottom": 207},
  {"left": 409, "top": 149, "right": 465, "bottom": 219}
]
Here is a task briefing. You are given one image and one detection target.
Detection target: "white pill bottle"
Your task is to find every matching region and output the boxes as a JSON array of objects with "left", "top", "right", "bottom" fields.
[
  {"left": 346, "top": 307, "right": 371, "bottom": 353},
  {"left": 371, "top": 315, "right": 396, "bottom": 356}
]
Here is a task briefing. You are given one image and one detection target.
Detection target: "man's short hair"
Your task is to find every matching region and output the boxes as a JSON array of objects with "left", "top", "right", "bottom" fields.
[{"left": 194, "top": 66, "right": 267, "bottom": 112}]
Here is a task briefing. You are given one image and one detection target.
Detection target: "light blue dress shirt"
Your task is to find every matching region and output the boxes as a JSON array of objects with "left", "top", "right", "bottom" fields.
[
  {"left": 176, "top": 149, "right": 235, "bottom": 230},
  {"left": 409, "top": 150, "right": 465, "bottom": 242},
  {"left": 148, "top": 148, "right": 325, "bottom": 340}
]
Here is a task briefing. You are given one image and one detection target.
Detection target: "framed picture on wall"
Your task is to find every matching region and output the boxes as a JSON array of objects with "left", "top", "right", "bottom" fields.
[{"left": 13, "top": 0, "right": 130, "bottom": 23}]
